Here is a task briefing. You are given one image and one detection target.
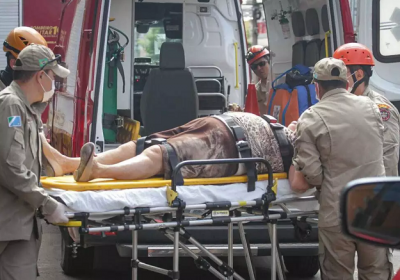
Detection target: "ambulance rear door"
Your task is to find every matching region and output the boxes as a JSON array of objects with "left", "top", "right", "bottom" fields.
[{"left": 356, "top": 0, "right": 400, "bottom": 106}]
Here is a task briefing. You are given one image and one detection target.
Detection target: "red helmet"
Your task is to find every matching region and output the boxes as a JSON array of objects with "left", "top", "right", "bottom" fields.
[
  {"left": 333, "top": 43, "right": 375, "bottom": 66},
  {"left": 246, "top": 45, "right": 269, "bottom": 65}
]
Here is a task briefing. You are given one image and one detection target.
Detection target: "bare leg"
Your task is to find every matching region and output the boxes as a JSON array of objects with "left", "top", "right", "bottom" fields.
[
  {"left": 89, "top": 145, "right": 164, "bottom": 181},
  {"left": 41, "top": 134, "right": 138, "bottom": 175}
]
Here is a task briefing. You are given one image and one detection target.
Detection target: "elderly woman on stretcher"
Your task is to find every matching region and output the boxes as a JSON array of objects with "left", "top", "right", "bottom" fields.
[{"left": 42, "top": 111, "right": 307, "bottom": 192}]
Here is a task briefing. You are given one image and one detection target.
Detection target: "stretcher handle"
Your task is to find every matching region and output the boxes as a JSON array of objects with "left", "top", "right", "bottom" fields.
[
  {"left": 54, "top": 221, "right": 82, "bottom": 227},
  {"left": 171, "top": 157, "right": 274, "bottom": 193}
]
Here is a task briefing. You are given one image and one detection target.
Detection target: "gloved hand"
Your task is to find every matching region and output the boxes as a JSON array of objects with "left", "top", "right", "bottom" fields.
[{"left": 44, "top": 202, "right": 68, "bottom": 224}]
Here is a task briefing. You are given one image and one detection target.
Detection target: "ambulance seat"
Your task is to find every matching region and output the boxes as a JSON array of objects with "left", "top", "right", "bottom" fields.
[
  {"left": 304, "top": 8, "right": 321, "bottom": 67},
  {"left": 141, "top": 42, "right": 199, "bottom": 135},
  {"left": 320, "top": 5, "right": 332, "bottom": 59},
  {"left": 291, "top": 11, "right": 307, "bottom": 66}
]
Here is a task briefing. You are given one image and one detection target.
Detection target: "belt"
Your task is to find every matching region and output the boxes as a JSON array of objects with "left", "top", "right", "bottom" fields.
[{"left": 213, "top": 114, "right": 257, "bottom": 192}]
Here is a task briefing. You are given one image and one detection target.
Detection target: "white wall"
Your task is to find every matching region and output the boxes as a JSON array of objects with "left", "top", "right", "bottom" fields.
[
  {"left": 109, "top": 0, "right": 132, "bottom": 110},
  {"left": 0, "top": 0, "right": 20, "bottom": 70}
]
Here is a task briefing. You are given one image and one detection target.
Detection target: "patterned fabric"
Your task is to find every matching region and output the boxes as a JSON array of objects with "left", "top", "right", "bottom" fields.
[
  {"left": 225, "top": 112, "right": 288, "bottom": 174},
  {"left": 145, "top": 112, "right": 295, "bottom": 179},
  {"left": 149, "top": 117, "right": 238, "bottom": 179}
]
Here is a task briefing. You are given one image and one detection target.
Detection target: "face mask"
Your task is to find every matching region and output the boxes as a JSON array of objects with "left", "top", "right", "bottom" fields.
[
  {"left": 40, "top": 72, "right": 55, "bottom": 102},
  {"left": 347, "top": 71, "right": 358, "bottom": 93},
  {"left": 315, "top": 83, "right": 320, "bottom": 100}
]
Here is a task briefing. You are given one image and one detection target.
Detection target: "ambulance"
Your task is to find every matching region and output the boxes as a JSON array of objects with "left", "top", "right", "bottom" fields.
[{"left": 18, "top": 0, "right": 400, "bottom": 277}]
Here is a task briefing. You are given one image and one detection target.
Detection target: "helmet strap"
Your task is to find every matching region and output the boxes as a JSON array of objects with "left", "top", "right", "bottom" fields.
[
  {"left": 0, "top": 53, "right": 15, "bottom": 87},
  {"left": 349, "top": 66, "right": 367, "bottom": 94}
]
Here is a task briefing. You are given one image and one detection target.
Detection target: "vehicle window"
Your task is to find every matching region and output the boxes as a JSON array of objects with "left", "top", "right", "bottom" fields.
[
  {"left": 134, "top": 24, "right": 182, "bottom": 65},
  {"left": 373, "top": 0, "right": 400, "bottom": 62}
]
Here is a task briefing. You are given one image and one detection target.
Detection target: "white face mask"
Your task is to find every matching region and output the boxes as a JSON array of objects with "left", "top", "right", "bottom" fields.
[
  {"left": 40, "top": 72, "right": 55, "bottom": 102},
  {"left": 347, "top": 71, "right": 358, "bottom": 93}
]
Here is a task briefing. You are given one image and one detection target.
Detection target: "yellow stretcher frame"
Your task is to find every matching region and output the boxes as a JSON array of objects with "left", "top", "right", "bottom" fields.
[{"left": 40, "top": 173, "right": 287, "bottom": 192}]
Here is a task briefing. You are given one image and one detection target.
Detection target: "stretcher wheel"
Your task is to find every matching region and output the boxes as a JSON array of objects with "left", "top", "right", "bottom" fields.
[
  {"left": 283, "top": 256, "right": 319, "bottom": 278},
  {"left": 60, "top": 227, "right": 94, "bottom": 276}
]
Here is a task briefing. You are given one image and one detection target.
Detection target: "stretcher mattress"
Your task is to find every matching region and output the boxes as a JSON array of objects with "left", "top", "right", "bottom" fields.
[{"left": 42, "top": 175, "right": 319, "bottom": 214}]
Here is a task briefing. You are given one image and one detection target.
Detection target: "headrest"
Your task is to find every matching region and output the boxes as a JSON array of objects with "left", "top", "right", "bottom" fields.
[
  {"left": 291, "top": 11, "right": 306, "bottom": 37},
  {"left": 305, "top": 8, "right": 320, "bottom": 36},
  {"left": 160, "top": 42, "right": 185, "bottom": 70},
  {"left": 321, "top": 5, "right": 330, "bottom": 32}
]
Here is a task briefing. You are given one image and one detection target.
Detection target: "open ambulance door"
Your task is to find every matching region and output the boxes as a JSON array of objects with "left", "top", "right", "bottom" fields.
[
  {"left": 87, "top": 0, "right": 111, "bottom": 154},
  {"left": 355, "top": 0, "right": 400, "bottom": 106},
  {"left": 260, "top": 0, "right": 354, "bottom": 86},
  {"left": 40, "top": 0, "right": 102, "bottom": 158}
]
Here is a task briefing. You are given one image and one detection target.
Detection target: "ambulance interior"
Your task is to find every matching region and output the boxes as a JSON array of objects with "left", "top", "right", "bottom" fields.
[
  {"left": 100, "top": 0, "right": 339, "bottom": 148},
  {"left": 261, "top": 0, "right": 335, "bottom": 84},
  {"left": 101, "top": 0, "right": 249, "bottom": 147}
]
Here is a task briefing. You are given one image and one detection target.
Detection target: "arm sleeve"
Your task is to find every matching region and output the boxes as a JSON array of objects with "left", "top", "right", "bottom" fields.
[
  {"left": 382, "top": 108, "right": 400, "bottom": 176},
  {"left": 292, "top": 111, "right": 327, "bottom": 187},
  {"left": 0, "top": 103, "right": 58, "bottom": 215}
]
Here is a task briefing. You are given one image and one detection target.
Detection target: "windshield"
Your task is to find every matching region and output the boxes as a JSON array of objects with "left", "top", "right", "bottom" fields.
[{"left": 135, "top": 25, "right": 182, "bottom": 65}]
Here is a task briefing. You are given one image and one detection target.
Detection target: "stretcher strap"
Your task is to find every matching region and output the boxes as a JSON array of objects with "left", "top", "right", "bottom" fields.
[
  {"left": 136, "top": 137, "right": 184, "bottom": 186},
  {"left": 271, "top": 125, "right": 293, "bottom": 173},
  {"left": 262, "top": 115, "right": 294, "bottom": 173},
  {"left": 214, "top": 114, "right": 257, "bottom": 192},
  {"left": 164, "top": 143, "right": 184, "bottom": 186},
  {"left": 136, "top": 136, "right": 146, "bottom": 155}
]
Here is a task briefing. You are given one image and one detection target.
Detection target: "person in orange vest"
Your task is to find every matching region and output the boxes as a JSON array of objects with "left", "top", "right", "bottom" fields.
[
  {"left": 334, "top": 43, "right": 400, "bottom": 177},
  {"left": 245, "top": 45, "right": 271, "bottom": 115}
]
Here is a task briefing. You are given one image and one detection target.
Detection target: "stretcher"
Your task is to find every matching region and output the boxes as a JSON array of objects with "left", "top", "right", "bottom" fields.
[{"left": 41, "top": 158, "right": 319, "bottom": 280}]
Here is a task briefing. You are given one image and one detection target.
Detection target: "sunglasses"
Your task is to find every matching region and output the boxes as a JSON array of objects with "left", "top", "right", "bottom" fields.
[
  {"left": 40, "top": 54, "right": 62, "bottom": 70},
  {"left": 3, "top": 41, "right": 20, "bottom": 55},
  {"left": 251, "top": 60, "right": 267, "bottom": 70}
]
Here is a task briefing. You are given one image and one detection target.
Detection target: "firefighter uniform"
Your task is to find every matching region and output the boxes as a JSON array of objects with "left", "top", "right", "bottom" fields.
[
  {"left": 293, "top": 58, "right": 393, "bottom": 280},
  {"left": 246, "top": 45, "right": 270, "bottom": 115},
  {"left": 363, "top": 87, "right": 400, "bottom": 176},
  {"left": 0, "top": 44, "right": 70, "bottom": 280},
  {"left": 255, "top": 79, "right": 269, "bottom": 115},
  {"left": 333, "top": 43, "right": 400, "bottom": 177},
  {"left": 0, "top": 82, "right": 59, "bottom": 280},
  {"left": 0, "top": 79, "right": 5, "bottom": 91}
]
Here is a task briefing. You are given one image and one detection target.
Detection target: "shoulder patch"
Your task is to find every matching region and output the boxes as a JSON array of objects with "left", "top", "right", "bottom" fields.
[
  {"left": 379, "top": 107, "right": 391, "bottom": 121},
  {"left": 377, "top": 103, "right": 390, "bottom": 109},
  {"left": 8, "top": 116, "right": 21, "bottom": 127}
]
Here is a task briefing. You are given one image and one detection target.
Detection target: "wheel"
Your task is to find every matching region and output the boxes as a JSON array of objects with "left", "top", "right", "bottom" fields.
[
  {"left": 60, "top": 227, "right": 95, "bottom": 276},
  {"left": 283, "top": 256, "right": 320, "bottom": 278}
]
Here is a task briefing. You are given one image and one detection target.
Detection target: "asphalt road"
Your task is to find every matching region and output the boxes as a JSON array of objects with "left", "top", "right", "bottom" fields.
[{"left": 38, "top": 222, "right": 400, "bottom": 280}]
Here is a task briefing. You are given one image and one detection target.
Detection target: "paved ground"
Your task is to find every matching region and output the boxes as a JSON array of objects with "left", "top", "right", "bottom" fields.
[{"left": 38, "top": 222, "right": 400, "bottom": 280}]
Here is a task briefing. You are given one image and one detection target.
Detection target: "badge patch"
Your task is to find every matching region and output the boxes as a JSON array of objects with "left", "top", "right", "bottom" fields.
[
  {"left": 8, "top": 116, "right": 22, "bottom": 127},
  {"left": 379, "top": 107, "right": 391, "bottom": 121},
  {"left": 378, "top": 104, "right": 390, "bottom": 109}
]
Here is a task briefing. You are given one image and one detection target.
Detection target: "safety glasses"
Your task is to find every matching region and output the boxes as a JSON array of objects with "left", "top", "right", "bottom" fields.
[
  {"left": 40, "top": 54, "right": 62, "bottom": 70},
  {"left": 3, "top": 41, "right": 20, "bottom": 55}
]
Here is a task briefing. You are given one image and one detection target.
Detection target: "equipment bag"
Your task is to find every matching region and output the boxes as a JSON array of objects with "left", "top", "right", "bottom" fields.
[{"left": 267, "top": 64, "right": 318, "bottom": 126}]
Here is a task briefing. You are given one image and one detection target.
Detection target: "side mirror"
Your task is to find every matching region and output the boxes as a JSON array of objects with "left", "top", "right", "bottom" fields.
[{"left": 341, "top": 177, "right": 400, "bottom": 247}]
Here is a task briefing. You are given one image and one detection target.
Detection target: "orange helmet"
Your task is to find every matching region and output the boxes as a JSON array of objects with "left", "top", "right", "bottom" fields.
[
  {"left": 3, "top": 27, "right": 48, "bottom": 58},
  {"left": 246, "top": 45, "right": 269, "bottom": 65},
  {"left": 333, "top": 43, "right": 375, "bottom": 66}
]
